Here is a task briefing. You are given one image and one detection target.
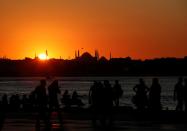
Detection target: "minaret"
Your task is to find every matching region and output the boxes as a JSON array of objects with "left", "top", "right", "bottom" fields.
[
  {"left": 75, "top": 50, "right": 77, "bottom": 59},
  {"left": 110, "top": 52, "right": 112, "bottom": 60},
  {"left": 35, "top": 52, "right": 38, "bottom": 59},
  {"left": 78, "top": 50, "right": 80, "bottom": 58},
  {"left": 46, "top": 50, "right": 48, "bottom": 59},
  {"left": 95, "top": 50, "right": 99, "bottom": 61}
]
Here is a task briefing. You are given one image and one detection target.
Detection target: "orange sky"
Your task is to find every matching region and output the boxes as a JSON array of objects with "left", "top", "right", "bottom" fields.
[{"left": 0, "top": 0, "right": 187, "bottom": 59}]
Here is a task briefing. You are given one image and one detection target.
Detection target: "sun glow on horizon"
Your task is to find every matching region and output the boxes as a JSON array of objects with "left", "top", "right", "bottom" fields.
[{"left": 38, "top": 53, "right": 48, "bottom": 60}]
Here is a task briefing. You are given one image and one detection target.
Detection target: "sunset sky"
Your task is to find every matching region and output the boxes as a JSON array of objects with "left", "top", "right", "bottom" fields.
[{"left": 0, "top": 0, "right": 187, "bottom": 59}]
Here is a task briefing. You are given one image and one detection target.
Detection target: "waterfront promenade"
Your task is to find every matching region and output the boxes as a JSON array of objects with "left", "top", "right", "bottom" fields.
[{"left": 1, "top": 107, "right": 187, "bottom": 131}]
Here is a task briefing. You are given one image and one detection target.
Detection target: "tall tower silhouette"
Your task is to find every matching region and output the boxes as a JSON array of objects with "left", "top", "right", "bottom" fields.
[
  {"left": 46, "top": 50, "right": 48, "bottom": 59},
  {"left": 110, "top": 52, "right": 112, "bottom": 60},
  {"left": 35, "top": 52, "right": 37, "bottom": 59},
  {"left": 78, "top": 50, "right": 80, "bottom": 58},
  {"left": 95, "top": 50, "right": 99, "bottom": 61},
  {"left": 75, "top": 50, "right": 77, "bottom": 59}
]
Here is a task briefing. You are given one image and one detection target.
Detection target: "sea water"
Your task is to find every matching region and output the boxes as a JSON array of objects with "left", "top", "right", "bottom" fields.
[{"left": 0, "top": 76, "right": 183, "bottom": 110}]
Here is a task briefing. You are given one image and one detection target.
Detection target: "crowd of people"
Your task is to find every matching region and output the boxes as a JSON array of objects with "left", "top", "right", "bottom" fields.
[
  {"left": 132, "top": 78, "right": 161, "bottom": 111},
  {"left": 131, "top": 77, "right": 187, "bottom": 112},
  {"left": 88, "top": 80, "right": 123, "bottom": 126},
  {"left": 61, "top": 90, "right": 84, "bottom": 107},
  {"left": 0, "top": 80, "right": 60, "bottom": 112},
  {"left": 0, "top": 77, "right": 187, "bottom": 128},
  {"left": 174, "top": 77, "right": 187, "bottom": 112},
  {"left": 88, "top": 77, "right": 187, "bottom": 115},
  {"left": 132, "top": 77, "right": 187, "bottom": 112},
  {"left": 0, "top": 80, "right": 85, "bottom": 112},
  {"left": 1, "top": 78, "right": 187, "bottom": 112}
]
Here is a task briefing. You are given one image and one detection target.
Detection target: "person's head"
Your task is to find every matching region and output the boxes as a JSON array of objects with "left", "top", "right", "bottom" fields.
[
  {"left": 115, "top": 80, "right": 119, "bottom": 84},
  {"left": 23, "top": 94, "right": 27, "bottom": 99},
  {"left": 184, "top": 78, "right": 187, "bottom": 85},
  {"left": 104, "top": 80, "right": 110, "bottom": 86},
  {"left": 139, "top": 78, "right": 144, "bottom": 85},
  {"left": 153, "top": 78, "right": 159, "bottom": 84},
  {"left": 73, "top": 90, "right": 77, "bottom": 93},
  {"left": 52, "top": 80, "right": 58, "bottom": 86},
  {"left": 64, "top": 90, "right": 69, "bottom": 94},
  {"left": 98, "top": 81, "right": 103, "bottom": 88},
  {"left": 93, "top": 81, "right": 97, "bottom": 85},
  {"left": 40, "top": 79, "right": 46, "bottom": 86},
  {"left": 178, "top": 77, "right": 183, "bottom": 83},
  {"left": 3, "top": 94, "right": 7, "bottom": 99}
]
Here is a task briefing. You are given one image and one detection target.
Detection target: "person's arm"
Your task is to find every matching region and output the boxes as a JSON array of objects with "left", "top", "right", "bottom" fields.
[
  {"left": 58, "top": 86, "right": 61, "bottom": 94},
  {"left": 133, "top": 85, "right": 137, "bottom": 92},
  {"left": 173, "top": 85, "right": 177, "bottom": 101},
  {"left": 33, "top": 86, "right": 38, "bottom": 95},
  {"left": 146, "top": 86, "right": 150, "bottom": 93},
  {"left": 88, "top": 87, "right": 93, "bottom": 104}
]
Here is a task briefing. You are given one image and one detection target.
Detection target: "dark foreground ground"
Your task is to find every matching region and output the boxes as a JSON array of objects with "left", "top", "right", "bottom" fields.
[{"left": 1, "top": 107, "right": 187, "bottom": 131}]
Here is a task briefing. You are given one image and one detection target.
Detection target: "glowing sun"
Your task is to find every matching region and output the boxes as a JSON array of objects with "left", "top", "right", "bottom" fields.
[{"left": 38, "top": 53, "right": 48, "bottom": 60}]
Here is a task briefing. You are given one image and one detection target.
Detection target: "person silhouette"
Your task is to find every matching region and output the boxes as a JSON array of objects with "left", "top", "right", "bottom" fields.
[
  {"left": 89, "top": 81, "right": 98, "bottom": 107},
  {"left": 28, "top": 91, "right": 36, "bottom": 111},
  {"left": 174, "top": 77, "right": 184, "bottom": 111},
  {"left": 61, "top": 90, "right": 71, "bottom": 108},
  {"left": 183, "top": 78, "right": 187, "bottom": 112},
  {"left": 101, "top": 80, "right": 113, "bottom": 127},
  {"left": 113, "top": 80, "right": 123, "bottom": 107},
  {"left": 2, "top": 94, "right": 8, "bottom": 111},
  {"left": 9, "top": 94, "right": 20, "bottom": 111},
  {"left": 22, "top": 94, "right": 29, "bottom": 111},
  {"left": 33, "top": 79, "right": 51, "bottom": 130},
  {"left": 72, "top": 90, "right": 84, "bottom": 106},
  {"left": 48, "top": 80, "right": 61, "bottom": 111},
  {"left": 149, "top": 78, "right": 162, "bottom": 111},
  {"left": 133, "top": 78, "right": 149, "bottom": 110},
  {"left": 89, "top": 81, "right": 102, "bottom": 126},
  {"left": 48, "top": 80, "right": 63, "bottom": 127}
]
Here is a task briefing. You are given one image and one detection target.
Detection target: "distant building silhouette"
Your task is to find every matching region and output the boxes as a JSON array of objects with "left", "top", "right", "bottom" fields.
[
  {"left": 78, "top": 50, "right": 80, "bottom": 58},
  {"left": 1, "top": 52, "right": 187, "bottom": 76},
  {"left": 46, "top": 50, "right": 48, "bottom": 59},
  {"left": 75, "top": 50, "right": 78, "bottom": 59},
  {"left": 99, "top": 56, "right": 108, "bottom": 62},
  {"left": 79, "top": 52, "right": 97, "bottom": 62},
  {"left": 110, "top": 52, "right": 112, "bottom": 60},
  {"left": 95, "top": 50, "right": 99, "bottom": 61}
]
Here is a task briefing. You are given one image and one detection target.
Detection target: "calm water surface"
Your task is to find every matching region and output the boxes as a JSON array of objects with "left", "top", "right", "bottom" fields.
[{"left": 0, "top": 76, "right": 184, "bottom": 110}]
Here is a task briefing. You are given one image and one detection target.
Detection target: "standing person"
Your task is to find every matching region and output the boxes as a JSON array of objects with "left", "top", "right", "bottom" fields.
[
  {"left": 89, "top": 81, "right": 98, "bottom": 108},
  {"left": 33, "top": 79, "right": 51, "bottom": 130},
  {"left": 174, "top": 77, "right": 184, "bottom": 111},
  {"left": 183, "top": 78, "right": 187, "bottom": 112},
  {"left": 113, "top": 80, "right": 123, "bottom": 107},
  {"left": 48, "top": 80, "right": 63, "bottom": 127},
  {"left": 48, "top": 80, "right": 61, "bottom": 111},
  {"left": 72, "top": 90, "right": 84, "bottom": 106},
  {"left": 133, "top": 78, "right": 149, "bottom": 110},
  {"left": 101, "top": 80, "right": 114, "bottom": 127},
  {"left": 61, "top": 90, "right": 71, "bottom": 108},
  {"left": 2, "top": 94, "right": 8, "bottom": 111},
  {"left": 149, "top": 78, "right": 162, "bottom": 111},
  {"left": 88, "top": 81, "right": 102, "bottom": 126}
]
